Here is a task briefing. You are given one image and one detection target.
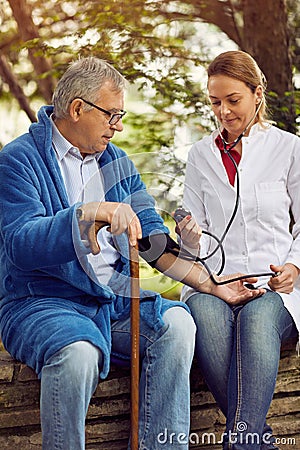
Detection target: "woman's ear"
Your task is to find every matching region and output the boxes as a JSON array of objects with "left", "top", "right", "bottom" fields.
[{"left": 255, "top": 85, "right": 263, "bottom": 104}]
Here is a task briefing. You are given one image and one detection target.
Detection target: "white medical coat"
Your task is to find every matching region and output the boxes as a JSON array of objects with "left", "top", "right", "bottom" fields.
[{"left": 181, "top": 123, "right": 300, "bottom": 335}]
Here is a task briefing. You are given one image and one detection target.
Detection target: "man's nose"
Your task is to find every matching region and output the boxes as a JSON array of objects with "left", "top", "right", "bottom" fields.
[{"left": 110, "top": 119, "right": 124, "bottom": 132}]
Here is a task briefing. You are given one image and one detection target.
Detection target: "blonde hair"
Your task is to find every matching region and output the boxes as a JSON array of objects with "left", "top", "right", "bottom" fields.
[{"left": 207, "top": 51, "right": 268, "bottom": 125}]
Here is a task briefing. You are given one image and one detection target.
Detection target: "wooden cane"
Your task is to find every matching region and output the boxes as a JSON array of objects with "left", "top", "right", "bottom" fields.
[
  {"left": 129, "top": 242, "right": 140, "bottom": 450},
  {"left": 92, "top": 222, "right": 140, "bottom": 449}
]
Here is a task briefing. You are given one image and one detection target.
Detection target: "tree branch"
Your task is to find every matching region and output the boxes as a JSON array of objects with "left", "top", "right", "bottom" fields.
[
  {"left": 158, "top": 0, "right": 243, "bottom": 47},
  {"left": 8, "top": 0, "right": 54, "bottom": 103},
  {"left": 0, "top": 54, "right": 37, "bottom": 123}
]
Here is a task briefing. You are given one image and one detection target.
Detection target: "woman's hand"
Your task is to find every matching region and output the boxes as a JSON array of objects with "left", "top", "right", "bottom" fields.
[
  {"left": 173, "top": 213, "right": 202, "bottom": 250},
  {"left": 211, "top": 274, "right": 265, "bottom": 306},
  {"left": 268, "top": 263, "right": 300, "bottom": 293}
]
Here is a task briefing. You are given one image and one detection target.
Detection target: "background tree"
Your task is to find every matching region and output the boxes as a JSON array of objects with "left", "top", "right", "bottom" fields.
[
  {"left": 0, "top": 0, "right": 299, "bottom": 297},
  {"left": 0, "top": 0, "right": 299, "bottom": 163},
  {"left": 1, "top": 0, "right": 299, "bottom": 131},
  {"left": 186, "top": 0, "right": 299, "bottom": 131}
]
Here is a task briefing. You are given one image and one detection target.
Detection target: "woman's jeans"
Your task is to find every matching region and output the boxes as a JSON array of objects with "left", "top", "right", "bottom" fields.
[
  {"left": 40, "top": 307, "right": 196, "bottom": 450},
  {"left": 187, "top": 290, "right": 298, "bottom": 450}
]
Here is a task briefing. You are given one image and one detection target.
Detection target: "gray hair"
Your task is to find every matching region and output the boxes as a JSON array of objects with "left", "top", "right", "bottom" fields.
[{"left": 52, "top": 57, "right": 126, "bottom": 119}]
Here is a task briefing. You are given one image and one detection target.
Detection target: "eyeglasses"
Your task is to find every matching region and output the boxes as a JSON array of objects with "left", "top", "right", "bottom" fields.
[{"left": 76, "top": 97, "right": 126, "bottom": 125}]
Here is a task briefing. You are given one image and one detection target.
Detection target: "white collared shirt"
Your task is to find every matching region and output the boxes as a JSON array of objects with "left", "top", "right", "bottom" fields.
[
  {"left": 181, "top": 123, "right": 300, "bottom": 333},
  {"left": 51, "top": 117, "right": 119, "bottom": 284}
]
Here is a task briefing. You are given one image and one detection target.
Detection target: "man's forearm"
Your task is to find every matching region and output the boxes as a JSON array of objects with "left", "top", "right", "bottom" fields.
[
  {"left": 154, "top": 252, "right": 213, "bottom": 294},
  {"left": 138, "top": 232, "right": 214, "bottom": 294},
  {"left": 139, "top": 233, "right": 266, "bottom": 305}
]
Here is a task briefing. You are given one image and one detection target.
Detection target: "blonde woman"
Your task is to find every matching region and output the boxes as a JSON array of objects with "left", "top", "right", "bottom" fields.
[{"left": 178, "top": 51, "right": 300, "bottom": 450}]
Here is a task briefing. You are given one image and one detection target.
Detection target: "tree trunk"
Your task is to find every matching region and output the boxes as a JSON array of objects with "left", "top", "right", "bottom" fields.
[
  {"left": 242, "top": 0, "right": 292, "bottom": 94},
  {"left": 190, "top": 0, "right": 296, "bottom": 131},
  {"left": 241, "top": 0, "right": 295, "bottom": 132}
]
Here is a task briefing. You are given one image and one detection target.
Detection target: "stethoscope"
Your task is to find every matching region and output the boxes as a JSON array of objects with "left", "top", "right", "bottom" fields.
[{"left": 174, "top": 99, "right": 279, "bottom": 285}]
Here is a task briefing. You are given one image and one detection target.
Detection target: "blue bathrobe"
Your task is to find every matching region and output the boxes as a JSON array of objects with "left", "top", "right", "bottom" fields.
[{"left": 0, "top": 106, "right": 188, "bottom": 378}]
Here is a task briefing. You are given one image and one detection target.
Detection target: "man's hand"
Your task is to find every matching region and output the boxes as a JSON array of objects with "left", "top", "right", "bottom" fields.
[
  {"left": 78, "top": 201, "right": 142, "bottom": 254},
  {"left": 268, "top": 263, "right": 300, "bottom": 293},
  {"left": 211, "top": 275, "right": 265, "bottom": 306},
  {"left": 100, "top": 202, "right": 142, "bottom": 246}
]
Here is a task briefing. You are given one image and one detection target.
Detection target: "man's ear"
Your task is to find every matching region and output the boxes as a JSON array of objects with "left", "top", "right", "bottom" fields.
[{"left": 69, "top": 99, "right": 83, "bottom": 121}]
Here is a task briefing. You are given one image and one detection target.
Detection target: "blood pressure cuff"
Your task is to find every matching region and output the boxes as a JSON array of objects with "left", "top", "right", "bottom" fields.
[{"left": 138, "top": 233, "right": 180, "bottom": 267}]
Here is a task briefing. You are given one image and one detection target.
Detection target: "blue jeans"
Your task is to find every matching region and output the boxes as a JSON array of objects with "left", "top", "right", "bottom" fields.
[
  {"left": 40, "top": 307, "right": 196, "bottom": 450},
  {"left": 187, "top": 290, "right": 298, "bottom": 450}
]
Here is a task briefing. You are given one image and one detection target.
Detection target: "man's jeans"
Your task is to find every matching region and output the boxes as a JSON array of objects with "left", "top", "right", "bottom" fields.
[
  {"left": 40, "top": 307, "right": 196, "bottom": 450},
  {"left": 187, "top": 290, "right": 298, "bottom": 450}
]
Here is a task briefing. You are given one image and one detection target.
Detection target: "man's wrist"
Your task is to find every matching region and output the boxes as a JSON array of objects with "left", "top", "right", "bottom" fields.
[
  {"left": 76, "top": 205, "right": 95, "bottom": 224},
  {"left": 76, "top": 207, "right": 85, "bottom": 222},
  {"left": 76, "top": 202, "right": 105, "bottom": 225},
  {"left": 75, "top": 207, "right": 88, "bottom": 245}
]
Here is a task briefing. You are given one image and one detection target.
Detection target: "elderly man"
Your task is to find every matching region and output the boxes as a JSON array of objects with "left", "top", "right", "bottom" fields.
[{"left": 0, "top": 57, "right": 263, "bottom": 449}]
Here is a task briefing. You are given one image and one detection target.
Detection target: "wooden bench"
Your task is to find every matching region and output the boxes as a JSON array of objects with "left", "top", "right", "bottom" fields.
[{"left": 0, "top": 341, "right": 299, "bottom": 449}]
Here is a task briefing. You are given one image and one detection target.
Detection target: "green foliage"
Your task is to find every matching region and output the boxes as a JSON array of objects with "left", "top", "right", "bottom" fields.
[
  {"left": 1, "top": 0, "right": 299, "bottom": 157},
  {"left": 1, "top": 0, "right": 299, "bottom": 295},
  {"left": 1, "top": 0, "right": 217, "bottom": 193},
  {"left": 267, "top": 90, "right": 300, "bottom": 134}
]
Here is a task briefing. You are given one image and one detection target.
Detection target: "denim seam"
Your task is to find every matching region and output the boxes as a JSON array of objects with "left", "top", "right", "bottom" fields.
[
  {"left": 139, "top": 346, "right": 152, "bottom": 450},
  {"left": 229, "top": 313, "right": 242, "bottom": 450},
  {"left": 50, "top": 354, "right": 64, "bottom": 450}
]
